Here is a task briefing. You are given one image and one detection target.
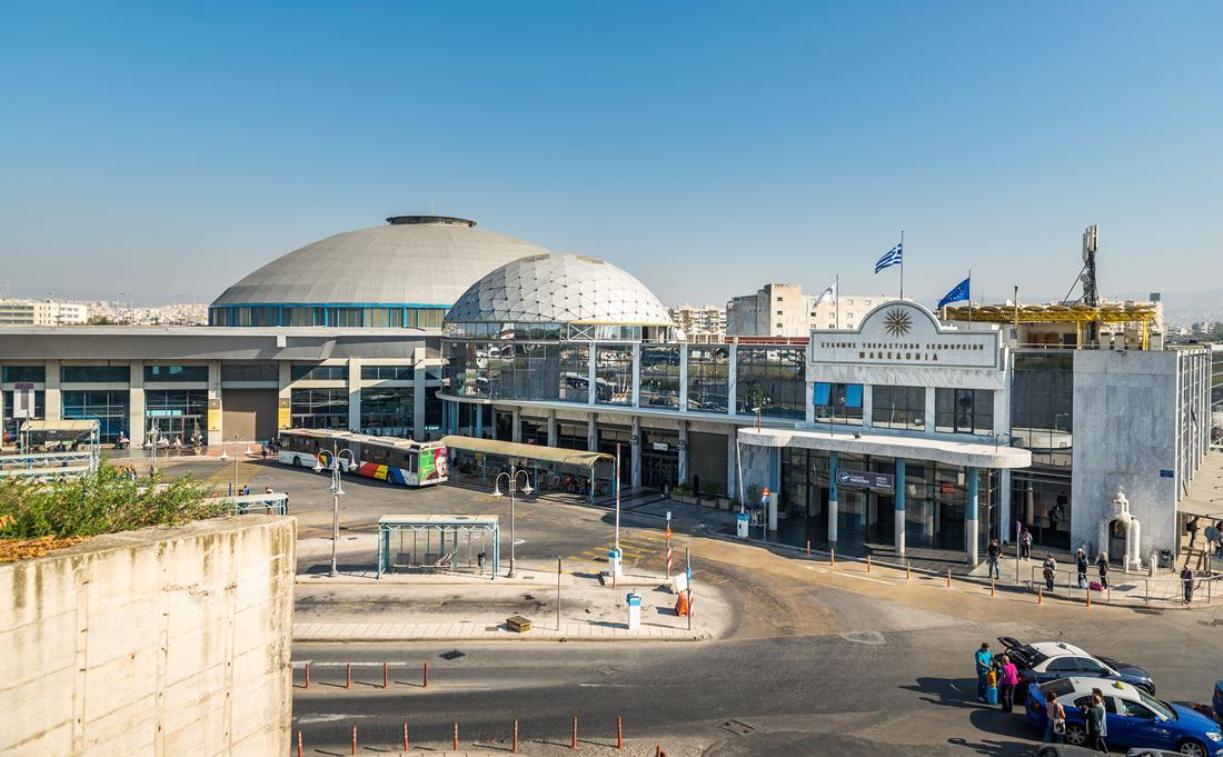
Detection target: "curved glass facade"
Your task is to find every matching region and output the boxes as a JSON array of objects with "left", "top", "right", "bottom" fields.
[{"left": 208, "top": 304, "right": 446, "bottom": 328}]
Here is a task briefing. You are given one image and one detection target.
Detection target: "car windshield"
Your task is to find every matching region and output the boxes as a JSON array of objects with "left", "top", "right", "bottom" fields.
[
  {"left": 1039, "top": 678, "right": 1075, "bottom": 698},
  {"left": 1135, "top": 689, "right": 1175, "bottom": 720}
]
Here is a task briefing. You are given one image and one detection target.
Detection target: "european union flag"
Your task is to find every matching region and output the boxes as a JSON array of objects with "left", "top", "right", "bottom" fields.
[
  {"left": 937, "top": 277, "right": 971, "bottom": 309},
  {"left": 875, "top": 242, "right": 903, "bottom": 273}
]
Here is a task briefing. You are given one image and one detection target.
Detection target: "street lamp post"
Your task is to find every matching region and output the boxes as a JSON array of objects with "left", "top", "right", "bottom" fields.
[
  {"left": 493, "top": 466, "right": 534, "bottom": 578},
  {"left": 314, "top": 443, "right": 356, "bottom": 578},
  {"left": 147, "top": 424, "right": 161, "bottom": 478}
]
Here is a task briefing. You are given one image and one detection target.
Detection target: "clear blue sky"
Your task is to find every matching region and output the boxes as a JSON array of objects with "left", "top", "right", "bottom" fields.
[{"left": 1, "top": 1, "right": 1220, "bottom": 305}]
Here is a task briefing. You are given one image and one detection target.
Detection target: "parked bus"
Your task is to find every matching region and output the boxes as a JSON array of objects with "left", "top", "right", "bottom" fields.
[{"left": 274, "top": 429, "right": 448, "bottom": 488}]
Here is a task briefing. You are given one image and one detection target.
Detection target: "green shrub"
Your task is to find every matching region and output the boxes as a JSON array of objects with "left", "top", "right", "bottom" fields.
[{"left": 0, "top": 464, "right": 223, "bottom": 540}]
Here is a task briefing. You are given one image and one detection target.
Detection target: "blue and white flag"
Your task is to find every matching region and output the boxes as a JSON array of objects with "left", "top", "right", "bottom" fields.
[
  {"left": 875, "top": 242, "right": 903, "bottom": 273},
  {"left": 937, "top": 277, "right": 971, "bottom": 309},
  {"left": 812, "top": 279, "right": 837, "bottom": 305}
]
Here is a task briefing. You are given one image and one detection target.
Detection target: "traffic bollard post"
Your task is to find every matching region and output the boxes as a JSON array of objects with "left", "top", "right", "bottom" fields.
[
  {"left": 906, "top": 561, "right": 911, "bottom": 580},
  {"left": 403, "top": 722, "right": 409, "bottom": 751},
  {"left": 806, "top": 540, "right": 810, "bottom": 558},
  {"left": 991, "top": 578, "right": 996, "bottom": 597},
  {"left": 1037, "top": 587, "right": 1043, "bottom": 605},
  {"left": 866, "top": 554, "right": 872, "bottom": 574},
  {"left": 513, "top": 719, "right": 519, "bottom": 753},
  {"left": 297, "top": 730, "right": 303, "bottom": 757},
  {"left": 572, "top": 714, "right": 578, "bottom": 750},
  {"left": 453, "top": 721, "right": 459, "bottom": 750},
  {"left": 345, "top": 662, "right": 352, "bottom": 689},
  {"left": 830, "top": 547, "right": 835, "bottom": 566},
  {"left": 304, "top": 661, "right": 310, "bottom": 689},
  {"left": 1086, "top": 588, "right": 1091, "bottom": 609},
  {"left": 351, "top": 725, "right": 357, "bottom": 755},
  {"left": 946, "top": 568, "right": 951, "bottom": 588},
  {"left": 423, "top": 661, "right": 429, "bottom": 688},
  {"left": 617, "top": 715, "right": 624, "bottom": 750},
  {"left": 383, "top": 661, "right": 389, "bottom": 689}
]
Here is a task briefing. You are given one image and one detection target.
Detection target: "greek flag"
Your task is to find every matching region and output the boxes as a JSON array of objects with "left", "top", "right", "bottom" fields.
[
  {"left": 875, "top": 242, "right": 903, "bottom": 273},
  {"left": 937, "top": 277, "right": 971, "bottom": 309}
]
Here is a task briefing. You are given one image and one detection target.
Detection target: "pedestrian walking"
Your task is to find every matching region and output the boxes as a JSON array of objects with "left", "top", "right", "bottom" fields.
[
  {"left": 1020, "top": 528, "right": 1033, "bottom": 560},
  {"left": 1042, "top": 554, "right": 1057, "bottom": 593},
  {"left": 1096, "top": 552, "right": 1109, "bottom": 590},
  {"left": 999, "top": 655, "right": 1019, "bottom": 713},
  {"left": 1084, "top": 689, "right": 1108, "bottom": 752},
  {"left": 1075, "top": 548, "right": 1088, "bottom": 589},
  {"left": 1187, "top": 516, "right": 1201, "bottom": 551},
  {"left": 1182, "top": 566, "right": 1195, "bottom": 603},
  {"left": 987, "top": 538, "right": 1002, "bottom": 580},
  {"left": 974, "top": 643, "right": 993, "bottom": 703},
  {"left": 1044, "top": 690, "right": 1067, "bottom": 743}
]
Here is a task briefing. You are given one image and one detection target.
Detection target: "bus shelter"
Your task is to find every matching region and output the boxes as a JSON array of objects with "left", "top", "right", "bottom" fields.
[
  {"left": 377, "top": 514, "right": 500, "bottom": 579},
  {"left": 440, "top": 435, "right": 614, "bottom": 501},
  {"left": 0, "top": 420, "right": 101, "bottom": 480}
]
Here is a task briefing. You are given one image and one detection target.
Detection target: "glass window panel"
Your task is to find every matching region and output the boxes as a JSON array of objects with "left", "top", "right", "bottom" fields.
[
  {"left": 61, "top": 365, "right": 130, "bottom": 383},
  {"left": 640, "top": 345, "right": 680, "bottom": 410},
  {"left": 290, "top": 364, "right": 347, "bottom": 381},
  {"left": 595, "top": 345, "right": 633, "bottom": 405},
  {"left": 736, "top": 348, "right": 805, "bottom": 419},
  {"left": 220, "top": 363, "right": 278, "bottom": 382},
  {"left": 813, "top": 382, "right": 864, "bottom": 425},
  {"left": 359, "top": 386, "right": 413, "bottom": 435},
  {"left": 144, "top": 365, "right": 208, "bottom": 382},
  {"left": 871, "top": 385, "right": 925, "bottom": 430},
  {"left": 686, "top": 346, "right": 729, "bottom": 414},
  {"left": 3, "top": 366, "right": 46, "bottom": 383}
]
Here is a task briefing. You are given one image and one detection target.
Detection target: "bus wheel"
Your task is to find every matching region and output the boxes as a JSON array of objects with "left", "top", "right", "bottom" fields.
[{"left": 292, "top": 456, "right": 301, "bottom": 468}]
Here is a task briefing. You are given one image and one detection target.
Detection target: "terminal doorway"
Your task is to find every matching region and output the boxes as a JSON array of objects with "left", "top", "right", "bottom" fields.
[{"left": 640, "top": 427, "right": 679, "bottom": 490}]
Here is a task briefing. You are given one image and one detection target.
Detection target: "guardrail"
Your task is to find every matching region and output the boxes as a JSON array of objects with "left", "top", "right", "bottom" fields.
[
  {"left": 1026, "top": 562, "right": 1220, "bottom": 606},
  {"left": 207, "top": 492, "right": 289, "bottom": 516},
  {"left": 0, "top": 450, "right": 97, "bottom": 480}
]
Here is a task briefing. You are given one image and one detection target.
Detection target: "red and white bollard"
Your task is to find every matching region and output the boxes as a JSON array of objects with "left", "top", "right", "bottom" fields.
[
  {"left": 571, "top": 714, "right": 578, "bottom": 750},
  {"left": 617, "top": 715, "right": 624, "bottom": 750}
]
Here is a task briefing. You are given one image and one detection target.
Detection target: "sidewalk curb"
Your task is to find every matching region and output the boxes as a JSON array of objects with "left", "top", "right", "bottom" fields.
[{"left": 292, "top": 633, "right": 711, "bottom": 643}]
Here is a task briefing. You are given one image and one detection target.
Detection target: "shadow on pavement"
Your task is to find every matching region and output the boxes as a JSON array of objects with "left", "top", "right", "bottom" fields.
[
  {"left": 901, "top": 676, "right": 985, "bottom": 709},
  {"left": 948, "top": 735, "right": 1038, "bottom": 756}
]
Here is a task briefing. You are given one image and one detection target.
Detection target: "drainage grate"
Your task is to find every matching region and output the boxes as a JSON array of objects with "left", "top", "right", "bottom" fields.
[
  {"left": 718, "top": 720, "right": 756, "bottom": 736},
  {"left": 439, "top": 649, "right": 466, "bottom": 661}
]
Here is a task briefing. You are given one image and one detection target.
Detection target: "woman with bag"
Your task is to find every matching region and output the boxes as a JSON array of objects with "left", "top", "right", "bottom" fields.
[{"left": 1044, "top": 690, "right": 1066, "bottom": 743}]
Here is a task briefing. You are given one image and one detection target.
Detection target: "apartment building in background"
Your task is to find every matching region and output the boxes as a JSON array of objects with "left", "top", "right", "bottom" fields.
[{"left": 0, "top": 299, "right": 89, "bottom": 327}]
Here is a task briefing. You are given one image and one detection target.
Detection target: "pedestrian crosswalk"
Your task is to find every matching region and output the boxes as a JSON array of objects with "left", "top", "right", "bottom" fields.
[
  {"left": 202, "top": 460, "right": 265, "bottom": 493},
  {"left": 563, "top": 528, "right": 671, "bottom": 575}
]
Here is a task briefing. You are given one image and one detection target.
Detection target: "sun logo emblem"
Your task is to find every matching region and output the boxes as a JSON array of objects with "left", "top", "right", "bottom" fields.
[{"left": 883, "top": 308, "right": 912, "bottom": 337}]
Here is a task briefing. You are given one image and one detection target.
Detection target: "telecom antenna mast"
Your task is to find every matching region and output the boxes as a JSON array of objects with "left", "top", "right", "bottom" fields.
[{"left": 1081, "top": 224, "right": 1100, "bottom": 344}]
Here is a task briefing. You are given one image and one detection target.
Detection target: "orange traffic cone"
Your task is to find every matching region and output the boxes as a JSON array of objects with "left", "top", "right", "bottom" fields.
[{"left": 674, "top": 592, "right": 690, "bottom": 617}]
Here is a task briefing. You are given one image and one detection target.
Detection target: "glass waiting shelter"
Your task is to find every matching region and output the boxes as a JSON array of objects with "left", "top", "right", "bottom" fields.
[{"left": 377, "top": 514, "right": 500, "bottom": 579}]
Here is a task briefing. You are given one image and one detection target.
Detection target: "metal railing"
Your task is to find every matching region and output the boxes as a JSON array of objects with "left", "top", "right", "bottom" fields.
[
  {"left": 208, "top": 492, "right": 289, "bottom": 516},
  {"left": 1025, "top": 563, "right": 1221, "bottom": 606}
]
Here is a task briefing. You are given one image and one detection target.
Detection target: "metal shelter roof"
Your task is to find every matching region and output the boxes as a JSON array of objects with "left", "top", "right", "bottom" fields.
[
  {"left": 20, "top": 420, "right": 99, "bottom": 433},
  {"left": 738, "top": 427, "right": 1032, "bottom": 469},
  {"left": 1179, "top": 451, "right": 1223, "bottom": 519},
  {"left": 439, "top": 435, "right": 613, "bottom": 468},
  {"left": 377, "top": 514, "right": 500, "bottom": 527}
]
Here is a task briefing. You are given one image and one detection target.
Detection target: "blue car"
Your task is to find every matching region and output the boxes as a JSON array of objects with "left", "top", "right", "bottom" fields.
[{"left": 1024, "top": 677, "right": 1223, "bottom": 756}]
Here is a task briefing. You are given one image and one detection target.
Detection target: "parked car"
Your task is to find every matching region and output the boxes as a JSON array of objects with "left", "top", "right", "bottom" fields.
[
  {"left": 999, "top": 636, "right": 1156, "bottom": 694},
  {"left": 1024, "top": 677, "right": 1223, "bottom": 756}
]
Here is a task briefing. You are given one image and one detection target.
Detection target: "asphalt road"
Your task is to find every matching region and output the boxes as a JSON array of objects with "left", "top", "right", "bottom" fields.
[
  {"left": 155, "top": 459, "right": 1223, "bottom": 755},
  {"left": 292, "top": 587, "right": 1223, "bottom": 756}
]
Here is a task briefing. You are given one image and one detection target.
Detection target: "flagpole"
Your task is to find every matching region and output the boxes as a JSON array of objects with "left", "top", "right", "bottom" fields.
[
  {"left": 899, "top": 230, "right": 904, "bottom": 300},
  {"left": 834, "top": 275, "right": 840, "bottom": 329},
  {"left": 967, "top": 269, "right": 973, "bottom": 328}
]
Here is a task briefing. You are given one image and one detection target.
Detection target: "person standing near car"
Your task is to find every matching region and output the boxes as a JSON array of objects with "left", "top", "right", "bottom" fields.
[
  {"left": 1096, "top": 552, "right": 1109, "bottom": 590},
  {"left": 998, "top": 655, "right": 1019, "bottom": 713},
  {"left": 974, "top": 642, "right": 993, "bottom": 703},
  {"left": 1084, "top": 689, "right": 1108, "bottom": 752},
  {"left": 1042, "top": 553, "right": 1057, "bottom": 593},
  {"left": 1075, "top": 548, "right": 1089, "bottom": 589},
  {"left": 1043, "top": 690, "right": 1066, "bottom": 743}
]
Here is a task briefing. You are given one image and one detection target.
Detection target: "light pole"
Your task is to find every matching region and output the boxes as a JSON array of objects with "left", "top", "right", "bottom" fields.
[
  {"left": 314, "top": 443, "right": 356, "bottom": 578},
  {"left": 147, "top": 424, "right": 161, "bottom": 478},
  {"left": 493, "top": 466, "right": 533, "bottom": 578}
]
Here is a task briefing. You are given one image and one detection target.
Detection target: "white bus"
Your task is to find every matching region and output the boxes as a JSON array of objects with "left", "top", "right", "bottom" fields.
[{"left": 274, "top": 429, "right": 448, "bottom": 488}]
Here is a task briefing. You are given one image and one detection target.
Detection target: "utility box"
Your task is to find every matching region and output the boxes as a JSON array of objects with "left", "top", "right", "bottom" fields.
[
  {"left": 506, "top": 615, "right": 532, "bottom": 633},
  {"left": 625, "top": 592, "right": 641, "bottom": 630},
  {"left": 736, "top": 512, "right": 750, "bottom": 539},
  {"left": 608, "top": 547, "right": 623, "bottom": 577}
]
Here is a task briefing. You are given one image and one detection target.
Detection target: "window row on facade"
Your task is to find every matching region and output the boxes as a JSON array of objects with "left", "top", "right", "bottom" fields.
[
  {"left": 2, "top": 364, "right": 210, "bottom": 384},
  {"left": 209, "top": 305, "right": 446, "bottom": 329}
]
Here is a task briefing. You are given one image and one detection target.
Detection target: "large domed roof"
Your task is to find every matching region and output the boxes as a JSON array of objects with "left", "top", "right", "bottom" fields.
[
  {"left": 445, "top": 253, "right": 674, "bottom": 326},
  {"left": 212, "top": 216, "right": 551, "bottom": 307}
]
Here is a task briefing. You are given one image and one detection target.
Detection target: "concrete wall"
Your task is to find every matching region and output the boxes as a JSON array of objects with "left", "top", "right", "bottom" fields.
[
  {"left": 0, "top": 516, "right": 296, "bottom": 756},
  {"left": 1071, "top": 351, "right": 1178, "bottom": 557}
]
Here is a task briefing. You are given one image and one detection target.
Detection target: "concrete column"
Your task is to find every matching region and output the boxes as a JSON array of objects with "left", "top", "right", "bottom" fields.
[
  {"left": 726, "top": 428, "right": 737, "bottom": 501},
  {"left": 999, "top": 468, "right": 1013, "bottom": 542},
  {"left": 726, "top": 345, "right": 738, "bottom": 417},
  {"left": 277, "top": 362, "right": 292, "bottom": 431},
  {"left": 511, "top": 407, "right": 522, "bottom": 443},
  {"left": 924, "top": 387, "right": 937, "bottom": 435},
  {"left": 631, "top": 343, "right": 641, "bottom": 409},
  {"left": 128, "top": 360, "right": 145, "bottom": 448},
  {"left": 966, "top": 466, "right": 980, "bottom": 565},
  {"left": 587, "top": 413, "right": 598, "bottom": 452},
  {"left": 862, "top": 384, "right": 874, "bottom": 430},
  {"left": 630, "top": 415, "right": 641, "bottom": 489},
  {"left": 828, "top": 451, "right": 839, "bottom": 543},
  {"left": 44, "top": 359, "right": 61, "bottom": 420},
  {"left": 894, "top": 457, "right": 906, "bottom": 556},
  {"left": 412, "top": 348, "right": 427, "bottom": 439},
  {"left": 475, "top": 406, "right": 484, "bottom": 438},
  {"left": 207, "top": 359, "right": 223, "bottom": 447},
  {"left": 347, "top": 360, "right": 361, "bottom": 432},
  {"left": 677, "top": 420, "right": 689, "bottom": 485},
  {"left": 678, "top": 346, "right": 689, "bottom": 413},
  {"left": 546, "top": 410, "right": 558, "bottom": 447}
]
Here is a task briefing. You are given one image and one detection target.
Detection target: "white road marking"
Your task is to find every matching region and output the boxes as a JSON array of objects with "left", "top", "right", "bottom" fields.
[{"left": 296, "top": 714, "right": 376, "bottom": 724}]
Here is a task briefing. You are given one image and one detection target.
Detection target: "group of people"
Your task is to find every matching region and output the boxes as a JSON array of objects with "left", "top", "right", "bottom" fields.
[
  {"left": 1187, "top": 516, "right": 1223, "bottom": 560},
  {"left": 1035, "top": 548, "right": 1110, "bottom": 593},
  {"left": 974, "top": 643, "right": 1021, "bottom": 711},
  {"left": 976, "top": 642, "right": 1109, "bottom": 750},
  {"left": 116, "top": 465, "right": 139, "bottom": 481}
]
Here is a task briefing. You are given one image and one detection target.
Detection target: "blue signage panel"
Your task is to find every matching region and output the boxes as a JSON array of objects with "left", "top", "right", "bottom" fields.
[
  {"left": 836, "top": 468, "right": 895, "bottom": 493},
  {"left": 1159, "top": 469, "right": 1174, "bottom": 478}
]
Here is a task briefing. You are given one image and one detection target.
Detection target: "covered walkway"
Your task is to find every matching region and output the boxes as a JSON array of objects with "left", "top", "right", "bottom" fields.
[{"left": 440, "top": 435, "right": 615, "bottom": 501}]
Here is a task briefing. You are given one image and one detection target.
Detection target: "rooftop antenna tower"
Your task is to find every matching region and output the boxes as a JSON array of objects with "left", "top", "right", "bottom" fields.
[{"left": 1081, "top": 225, "right": 1099, "bottom": 345}]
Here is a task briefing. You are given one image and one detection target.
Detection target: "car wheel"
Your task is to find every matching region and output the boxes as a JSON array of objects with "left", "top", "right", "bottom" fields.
[
  {"left": 1177, "top": 739, "right": 1207, "bottom": 757},
  {"left": 1063, "top": 723, "right": 1087, "bottom": 746}
]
